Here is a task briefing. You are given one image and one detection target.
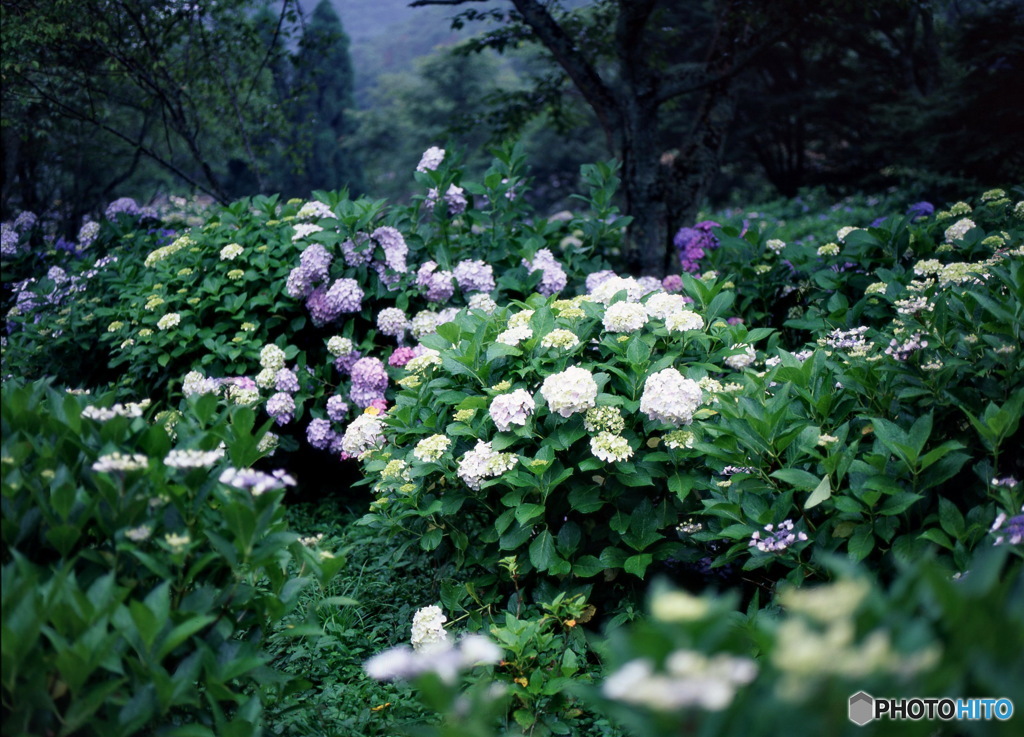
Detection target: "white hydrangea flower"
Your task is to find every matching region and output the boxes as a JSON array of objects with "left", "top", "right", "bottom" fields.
[
  {"left": 590, "top": 432, "right": 633, "bottom": 462},
  {"left": 410, "top": 310, "right": 440, "bottom": 339},
  {"left": 944, "top": 218, "right": 976, "bottom": 243},
  {"left": 260, "top": 344, "right": 287, "bottom": 371},
  {"left": 327, "top": 336, "right": 354, "bottom": 357},
  {"left": 457, "top": 440, "right": 518, "bottom": 490},
  {"left": 157, "top": 312, "right": 181, "bottom": 330},
  {"left": 639, "top": 368, "right": 702, "bottom": 426},
  {"left": 766, "top": 238, "right": 786, "bottom": 254},
  {"left": 540, "top": 329, "right": 579, "bottom": 349},
  {"left": 219, "top": 243, "right": 243, "bottom": 260},
  {"left": 413, "top": 434, "right": 452, "bottom": 462},
  {"left": 468, "top": 292, "right": 498, "bottom": 314},
  {"left": 405, "top": 348, "right": 441, "bottom": 373},
  {"left": 590, "top": 276, "right": 644, "bottom": 305},
  {"left": 540, "top": 366, "right": 598, "bottom": 418},
  {"left": 724, "top": 344, "right": 756, "bottom": 370},
  {"left": 164, "top": 448, "right": 225, "bottom": 468},
  {"left": 411, "top": 605, "right": 449, "bottom": 651},
  {"left": 341, "top": 413, "right": 384, "bottom": 456},
  {"left": 603, "top": 301, "right": 648, "bottom": 333},
  {"left": 255, "top": 367, "right": 277, "bottom": 390},
  {"left": 496, "top": 325, "right": 533, "bottom": 346},
  {"left": 644, "top": 292, "right": 686, "bottom": 320},
  {"left": 92, "top": 453, "right": 149, "bottom": 473},
  {"left": 507, "top": 310, "right": 534, "bottom": 329},
  {"left": 489, "top": 389, "right": 535, "bottom": 432},
  {"left": 416, "top": 147, "right": 445, "bottom": 173},
  {"left": 665, "top": 310, "right": 704, "bottom": 333},
  {"left": 817, "top": 243, "right": 840, "bottom": 257}
]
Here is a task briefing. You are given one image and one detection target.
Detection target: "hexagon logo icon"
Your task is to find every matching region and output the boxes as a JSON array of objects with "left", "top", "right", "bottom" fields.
[{"left": 849, "top": 691, "right": 874, "bottom": 726}]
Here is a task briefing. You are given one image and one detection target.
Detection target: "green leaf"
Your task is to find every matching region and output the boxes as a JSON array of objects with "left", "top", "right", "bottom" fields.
[
  {"left": 529, "top": 530, "right": 557, "bottom": 571},
  {"left": 571, "top": 555, "right": 603, "bottom": 578},
  {"left": 847, "top": 526, "right": 875, "bottom": 561},
  {"left": 623, "top": 554, "right": 653, "bottom": 578},
  {"left": 771, "top": 468, "right": 820, "bottom": 490},
  {"left": 918, "top": 528, "right": 953, "bottom": 550},
  {"left": 805, "top": 475, "right": 832, "bottom": 509},
  {"left": 515, "top": 503, "right": 546, "bottom": 526}
]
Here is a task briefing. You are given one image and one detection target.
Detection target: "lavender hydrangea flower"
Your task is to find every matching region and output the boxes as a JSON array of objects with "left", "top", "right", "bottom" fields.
[
  {"left": 341, "top": 232, "right": 373, "bottom": 267},
  {"left": 989, "top": 507, "right": 1023, "bottom": 546},
  {"left": 662, "top": 274, "right": 683, "bottom": 292},
  {"left": 453, "top": 259, "right": 495, "bottom": 293},
  {"left": 275, "top": 368, "right": 300, "bottom": 393},
  {"left": 906, "top": 201, "right": 934, "bottom": 221},
  {"left": 372, "top": 226, "right": 408, "bottom": 273},
  {"left": 306, "top": 418, "right": 336, "bottom": 450},
  {"left": 327, "top": 395, "right": 349, "bottom": 422},
  {"left": 2, "top": 223, "right": 20, "bottom": 257},
  {"left": 444, "top": 184, "right": 468, "bottom": 215},
  {"left": 541, "top": 366, "right": 598, "bottom": 417},
  {"left": 349, "top": 357, "right": 389, "bottom": 408},
  {"left": 416, "top": 146, "right": 445, "bottom": 173},
  {"left": 219, "top": 467, "right": 296, "bottom": 496},
  {"left": 749, "top": 519, "right": 807, "bottom": 553},
  {"left": 334, "top": 350, "right": 363, "bottom": 375},
  {"left": 522, "top": 248, "right": 567, "bottom": 296},
  {"left": 674, "top": 220, "right": 720, "bottom": 273},
  {"left": 266, "top": 392, "right": 296, "bottom": 425},
  {"left": 307, "top": 278, "right": 364, "bottom": 326},
  {"left": 417, "top": 261, "right": 455, "bottom": 302},
  {"left": 586, "top": 270, "right": 617, "bottom": 292},
  {"left": 377, "top": 307, "right": 409, "bottom": 339},
  {"left": 105, "top": 197, "right": 140, "bottom": 219}
]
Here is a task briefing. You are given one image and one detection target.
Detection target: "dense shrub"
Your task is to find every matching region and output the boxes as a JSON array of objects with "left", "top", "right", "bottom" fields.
[{"left": 1, "top": 379, "right": 341, "bottom": 735}]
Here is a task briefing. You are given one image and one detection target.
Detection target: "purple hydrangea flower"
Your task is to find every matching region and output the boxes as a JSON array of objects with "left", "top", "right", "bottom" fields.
[
  {"left": 341, "top": 233, "right": 373, "bottom": 267},
  {"left": 662, "top": 274, "right": 683, "bottom": 292},
  {"left": 372, "top": 226, "right": 408, "bottom": 273},
  {"left": 585, "top": 270, "right": 617, "bottom": 293},
  {"left": 266, "top": 392, "right": 296, "bottom": 426},
  {"left": 749, "top": 519, "right": 807, "bottom": 553},
  {"left": 306, "top": 418, "right": 336, "bottom": 450},
  {"left": 349, "top": 357, "right": 389, "bottom": 408},
  {"left": 105, "top": 197, "right": 140, "bottom": 219},
  {"left": 389, "top": 346, "right": 417, "bottom": 367},
  {"left": 307, "top": 278, "right": 364, "bottom": 326},
  {"left": 219, "top": 467, "right": 295, "bottom": 495},
  {"left": 906, "top": 201, "right": 934, "bottom": 221},
  {"left": 334, "top": 350, "right": 363, "bottom": 375},
  {"left": 377, "top": 307, "right": 409, "bottom": 339},
  {"left": 417, "top": 261, "right": 455, "bottom": 302},
  {"left": 453, "top": 259, "right": 495, "bottom": 293},
  {"left": 13, "top": 211, "right": 37, "bottom": 232},
  {"left": 522, "top": 248, "right": 567, "bottom": 296},
  {"left": 275, "top": 368, "right": 300, "bottom": 394},
  {"left": 327, "top": 395, "right": 349, "bottom": 422},
  {"left": 674, "top": 220, "right": 720, "bottom": 273}
]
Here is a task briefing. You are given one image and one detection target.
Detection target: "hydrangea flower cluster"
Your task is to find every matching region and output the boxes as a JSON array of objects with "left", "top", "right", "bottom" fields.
[
  {"left": 665, "top": 310, "right": 704, "bottom": 333},
  {"left": 749, "top": 519, "right": 807, "bottom": 553},
  {"left": 341, "top": 232, "right": 372, "bottom": 267},
  {"left": 377, "top": 307, "right": 409, "bottom": 340},
  {"left": 496, "top": 325, "right": 532, "bottom": 346},
  {"left": 219, "top": 243, "right": 243, "bottom": 260},
  {"left": 416, "top": 261, "right": 455, "bottom": 302},
  {"left": 584, "top": 406, "right": 625, "bottom": 434},
  {"left": 219, "top": 467, "right": 296, "bottom": 496},
  {"left": 540, "top": 328, "right": 579, "bottom": 349},
  {"left": 674, "top": 220, "right": 720, "bottom": 273},
  {"left": 820, "top": 326, "right": 872, "bottom": 356},
  {"left": 640, "top": 368, "right": 702, "bottom": 426},
  {"left": 296, "top": 200, "right": 333, "bottom": 220},
  {"left": 182, "top": 370, "right": 222, "bottom": 396},
  {"left": 425, "top": 184, "right": 468, "bottom": 215},
  {"left": 307, "top": 278, "right": 364, "bottom": 326},
  {"left": 266, "top": 392, "right": 296, "bottom": 425},
  {"left": 349, "top": 357, "right": 389, "bottom": 408},
  {"left": 644, "top": 292, "right": 686, "bottom": 320},
  {"left": 388, "top": 346, "right": 417, "bottom": 367},
  {"left": 602, "top": 651, "right": 757, "bottom": 711},
  {"left": 164, "top": 448, "right": 225, "bottom": 469},
  {"left": 260, "top": 343, "right": 286, "bottom": 371},
  {"left": 724, "top": 344, "right": 756, "bottom": 370},
  {"left": 82, "top": 399, "right": 152, "bottom": 421},
  {"left": 326, "top": 395, "right": 349, "bottom": 422},
  {"left": 989, "top": 507, "right": 1023, "bottom": 547},
  {"left": 372, "top": 226, "right": 408, "bottom": 275},
  {"left": 92, "top": 452, "right": 149, "bottom": 473},
  {"left": 468, "top": 292, "right": 498, "bottom": 314},
  {"left": 291, "top": 222, "right": 323, "bottom": 242},
  {"left": 105, "top": 197, "right": 141, "bottom": 219},
  {"left": 884, "top": 333, "right": 928, "bottom": 361},
  {"left": 286, "top": 243, "right": 332, "bottom": 298},
  {"left": 275, "top": 367, "right": 300, "bottom": 393},
  {"left": 522, "top": 248, "right": 567, "bottom": 296},
  {"left": 413, "top": 434, "right": 452, "bottom": 462},
  {"left": 306, "top": 418, "right": 336, "bottom": 450},
  {"left": 590, "top": 275, "right": 643, "bottom": 305},
  {"left": 416, "top": 146, "right": 445, "bottom": 173},
  {"left": 603, "top": 301, "right": 648, "bottom": 333},
  {"left": 453, "top": 259, "right": 495, "bottom": 293},
  {"left": 364, "top": 633, "right": 502, "bottom": 685},
  {"left": 410, "top": 605, "right": 448, "bottom": 651},
  {"left": 457, "top": 440, "right": 518, "bottom": 490},
  {"left": 586, "top": 269, "right": 617, "bottom": 292},
  {"left": 341, "top": 411, "right": 385, "bottom": 456},
  {"left": 590, "top": 432, "right": 633, "bottom": 463},
  {"left": 944, "top": 218, "right": 976, "bottom": 243},
  {"left": 541, "top": 366, "right": 599, "bottom": 418},
  {"left": 77, "top": 221, "right": 101, "bottom": 250},
  {"left": 489, "top": 389, "right": 535, "bottom": 431}
]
